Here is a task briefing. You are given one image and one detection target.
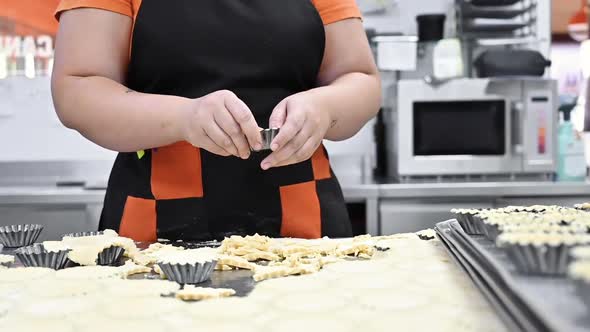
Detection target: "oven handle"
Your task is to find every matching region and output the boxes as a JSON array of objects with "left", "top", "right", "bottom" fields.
[{"left": 511, "top": 100, "right": 525, "bottom": 155}]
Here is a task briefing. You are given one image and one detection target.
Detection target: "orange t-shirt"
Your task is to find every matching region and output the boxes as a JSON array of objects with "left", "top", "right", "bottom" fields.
[
  {"left": 0, "top": 0, "right": 60, "bottom": 36},
  {"left": 55, "top": 0, "right": 361, "bottom": 25}
]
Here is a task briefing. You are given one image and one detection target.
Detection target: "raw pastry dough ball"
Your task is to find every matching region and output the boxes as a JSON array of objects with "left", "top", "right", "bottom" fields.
[
  {"left": 0, "top": 267, "right": 55, "bottom": 283},
  {"left": 101, "top": 279, "right": 179, "bottom": 298},
  {"left": 103, "top": 297, "right": 182, "bottom": 319}
]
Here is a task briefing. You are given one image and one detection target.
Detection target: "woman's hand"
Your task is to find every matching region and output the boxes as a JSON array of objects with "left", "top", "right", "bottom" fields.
[
  {"left": 182, "top": 90, "right": 262, "bottom": 159},
  {"left": 261, "top": 92, "right": 331, "bottom": 170}
]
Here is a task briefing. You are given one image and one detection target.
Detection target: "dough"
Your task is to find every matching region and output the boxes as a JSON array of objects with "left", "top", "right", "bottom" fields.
[
  {"left": 42, "top": 241, "right": 71, "bottom": 252},
  {"left": 24, "top": 279, "right": 100, "bottom": 298},
  {"left": 0, "top": 267, "right": 55, "bottom": 283},
  {"left": 217, "top": 255, "right": 257, "bottom": 270},
  {"left": 175, "top": 286, "right": 236, "bottom": 301},
  {"left": 156, "top": 248, "right": 216, "bottom": 264},
  {"left": 101, "top": 279, "right": 179, "bottom": 297},
  {"left": 55, "top": 266, "right": 122, "bottom": 280},
  {"left": 0, "top": 254, "right": 14, "bottom": 266},
  {"left": 103, "top": 297, "right": 181, "bottom": 319},
  {"left": 117, "top": 260, "right": 152, "bottom": 278},
  {"left": 13, "top": 297, "right": 95, "bottom": 319},
  {"left": 78, "top": 319, "right": 168, "bottom": 332},
  {"left": 0, "top": 316, "right": 76, "bottom": 332}
]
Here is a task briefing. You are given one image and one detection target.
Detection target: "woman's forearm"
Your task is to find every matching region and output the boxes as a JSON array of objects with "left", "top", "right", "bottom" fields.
[
  {"left": 52, "top": 75, "right": 191, "bottom": 152},
  {"left": 307, "top": 72, "right": 381, "bottom": 141}
]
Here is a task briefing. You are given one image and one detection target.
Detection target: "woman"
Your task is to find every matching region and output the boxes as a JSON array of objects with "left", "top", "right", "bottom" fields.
[{"left": 52, "top": 0, "right": 381, "bottom": 242}]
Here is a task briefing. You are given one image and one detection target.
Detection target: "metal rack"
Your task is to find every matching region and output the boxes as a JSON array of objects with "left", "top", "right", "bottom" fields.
[{"left": 455, "top": 0, "right": 545, "bottom": 77}]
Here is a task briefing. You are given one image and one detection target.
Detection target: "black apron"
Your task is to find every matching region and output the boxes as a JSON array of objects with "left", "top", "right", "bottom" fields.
[{"left": 99, "top": 0, "right": 352, "bottom": 242}]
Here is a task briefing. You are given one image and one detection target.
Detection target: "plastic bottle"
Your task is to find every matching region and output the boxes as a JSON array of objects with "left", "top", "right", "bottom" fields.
[{"left": 557, "top": 101, "right": 587, "bottom": 181}]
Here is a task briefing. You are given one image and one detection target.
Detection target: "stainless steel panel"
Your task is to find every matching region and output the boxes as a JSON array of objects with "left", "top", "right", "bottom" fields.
[
  {"left": 379, "top": 199, "right": 494, "bottom": 235},
  {"left": 0, "top": 205, "right": 98, "bottom": 242}
]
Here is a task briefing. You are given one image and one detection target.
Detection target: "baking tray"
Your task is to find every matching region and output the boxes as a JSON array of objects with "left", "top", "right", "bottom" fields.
[
  {"left": 436, "top": 225, "right": 522, "bottom": 332},
  {"left": 461, "top": 4, "right": 534, "bottom": 19},
  {"left": 438, "top": 220, "right": 590, "bottom": 332}
]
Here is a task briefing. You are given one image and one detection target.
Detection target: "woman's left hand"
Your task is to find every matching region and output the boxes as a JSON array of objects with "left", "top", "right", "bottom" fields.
[{"left": 261, "top": 92, "right": 331, "bottom": 170}]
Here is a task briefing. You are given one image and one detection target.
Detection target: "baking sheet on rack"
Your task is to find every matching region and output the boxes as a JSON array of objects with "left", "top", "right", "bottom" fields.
[
  {"left": 436, "top": 223, "right": 531, "bottom": 332},
  {"left": 446, "top": 220, "right": 590, "bottom": 332}
]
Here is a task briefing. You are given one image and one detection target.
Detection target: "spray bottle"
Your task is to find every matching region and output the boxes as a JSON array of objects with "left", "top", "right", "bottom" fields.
[{"left": 557, "top": 100, "right": 586, "bottom": 181}]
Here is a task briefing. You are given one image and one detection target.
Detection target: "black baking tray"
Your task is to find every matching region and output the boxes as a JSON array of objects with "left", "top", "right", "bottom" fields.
[{"left": 436, "top": 220, "right": 590, "bottom": 332}]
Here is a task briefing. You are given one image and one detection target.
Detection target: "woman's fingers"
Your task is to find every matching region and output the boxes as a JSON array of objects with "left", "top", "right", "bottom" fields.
[
  {"left": 261, "top": 122, "right": 310, "bottom": 169},
  {"left": 224, "top": 93, "right": 262, "bottom": 151},
  {"left": 203, "top": 122, "right": 238, "bottom": 157},
  {"left": 269, "top": 107, "right": 306, "bottom": 152},
  {"left": 199, "top": 132, "right": 232, "bottom": 157},
  {"left": 213, "top": 104, "right": 251, "bottom": 159},
  {"left": 275, "top": 136, "right": 320, "bottom": 168}
]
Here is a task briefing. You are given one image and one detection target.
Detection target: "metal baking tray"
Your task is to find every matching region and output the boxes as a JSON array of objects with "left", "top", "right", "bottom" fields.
[
  {"left": 461, "top": 4, "right": 534, "bottom": 19},
  {"left": 436, "top": 224, "right": 522, "bottom": 332},
  {"left": 437, "top": 220, "right": 590, "bottom": 332},
  {"left": 436, "top": 222, "right": 538, "bottom": 332}
]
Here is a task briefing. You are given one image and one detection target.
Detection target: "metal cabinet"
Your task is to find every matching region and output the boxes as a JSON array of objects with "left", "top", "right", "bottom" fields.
[
  {"left": 379, "top": 198, "right": 494, "bottom": 235},
  {"left": 0, "top": 204, "right": 100, "bottom": 241}
]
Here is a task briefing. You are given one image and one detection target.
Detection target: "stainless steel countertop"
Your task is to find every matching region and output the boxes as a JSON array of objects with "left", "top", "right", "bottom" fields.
[
  {"left": 1, "top": 180, "right": 589, "bottom": 205},
  {"left": 378, "top": 181, "right": 590, "bottom": 198}
]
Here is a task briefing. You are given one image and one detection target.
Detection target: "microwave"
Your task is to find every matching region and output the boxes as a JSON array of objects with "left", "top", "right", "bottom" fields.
[{"left": 385, "top": 78, "right": 557, "bottom": 180}]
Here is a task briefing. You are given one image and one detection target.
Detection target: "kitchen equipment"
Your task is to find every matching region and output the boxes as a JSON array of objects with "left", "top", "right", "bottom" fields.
[
  {"left": 473, "top": 49, "right": 551, "bottom": 77},
  {"left": 416, "top": 14, "right": 446, "bottom": 42},
  {"left": 384, "top": 78, "right": 557, "bottom": 180}
]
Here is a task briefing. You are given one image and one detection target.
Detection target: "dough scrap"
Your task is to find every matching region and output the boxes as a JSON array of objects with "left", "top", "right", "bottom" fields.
[
  {"left": 175, "top": 285, "right": 236, "bottom": 301},
  {"left": 117, "top": 260, "right": 152, "bottom": 278},
  {"left": 0, "top": 254, "right": 15, "bottom": 266},
  {"left": 215, "top": 264, "right": 234, "bottom": 271},
  {"left": 61, "top": 234, "right": 139, "bottom": 266},
  {"left": 156, "top": 248, "right": 216, "bottom": 265},
  {"left": 42, "top": 241, "right": 71, "bottom": 252},
  {"left": 217, "top": 254, "right": 257, "bottom": 270},
  {"left": 253, "top": 265, "right": 296, "bottom": 282}
]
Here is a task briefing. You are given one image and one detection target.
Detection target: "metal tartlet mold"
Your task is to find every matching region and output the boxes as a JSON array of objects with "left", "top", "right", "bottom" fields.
[
  {"left": 96, "top": 245, "right": 126, "bottom": 266},
  {"left": 258, "top": 128, "right": 280, "bottom": 151},
  {"left": 157, "top": 260, "right": 218, "bottom": 285},
  {"left": 454, "top": 212, "right": 485, "bottom": 235},
  {"left": 0, "top": 244, "right": 4, "bottom": 253},
  {"left": 62, "top": 231, "right": 104, "bottom": 238},
  {"left": 501, "top": 242, "right": 574, "bottom": 276},
  {"left": 482, "top": 222, "right": 501, "bottom": 242},
  {"left": 14, "top": 244, "right": 71, "bottom": 270},
  {"left": 0, "top": 224, "right": 43, "bottom": 248}
]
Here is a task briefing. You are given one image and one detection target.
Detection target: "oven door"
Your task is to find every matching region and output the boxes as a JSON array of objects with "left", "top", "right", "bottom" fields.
[{"left": 395, "top": 79, "right": 521, "bottom": 176}]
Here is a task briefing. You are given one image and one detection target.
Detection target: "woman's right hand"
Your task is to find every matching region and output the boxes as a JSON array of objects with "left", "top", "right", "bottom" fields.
[{"left": 182, "top": 90, "right": 262, "bottom": 159}]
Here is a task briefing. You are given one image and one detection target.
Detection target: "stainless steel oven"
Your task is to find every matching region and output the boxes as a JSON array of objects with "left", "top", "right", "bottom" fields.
[{"left": 385, "top": 78, "right": 557, "bottom": 180}]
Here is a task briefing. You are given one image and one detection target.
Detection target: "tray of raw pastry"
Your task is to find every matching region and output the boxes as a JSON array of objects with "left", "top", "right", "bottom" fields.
[{"left": 437, "top": 204, "right": 590, "bottom": 332}]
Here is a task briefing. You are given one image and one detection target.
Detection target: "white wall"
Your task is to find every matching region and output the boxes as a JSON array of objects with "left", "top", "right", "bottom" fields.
[{"left": 0, "top": 76, "right": 115, "bottom": 162}]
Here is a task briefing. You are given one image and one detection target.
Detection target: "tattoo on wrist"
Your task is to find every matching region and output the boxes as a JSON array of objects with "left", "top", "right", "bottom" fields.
[
  {"left": 330, "top": 120, "right": 337, "bottom": 128},
  {"left": 125, "top": 89, "right": 135, "bottom": 93}
]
